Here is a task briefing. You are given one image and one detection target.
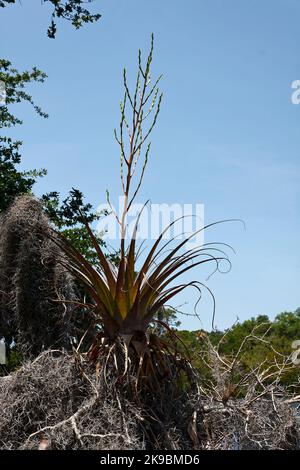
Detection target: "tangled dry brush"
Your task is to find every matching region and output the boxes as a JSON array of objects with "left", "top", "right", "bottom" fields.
[
  {"left": 0, "top": 351, "right": 142, "bottom": 450},
  {"left": 0, "top": 346, "right": 299, "bottom": 450}
]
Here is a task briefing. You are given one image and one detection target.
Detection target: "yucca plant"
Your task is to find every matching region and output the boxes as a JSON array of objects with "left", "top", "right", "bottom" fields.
[{"left": 54, "top": 36, "right": 232, "bottom": 395}]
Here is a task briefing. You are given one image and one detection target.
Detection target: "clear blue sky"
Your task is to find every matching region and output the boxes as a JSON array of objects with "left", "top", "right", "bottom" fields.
[{"left": 1, "top": 0, "right": 300, "bottom": 330}]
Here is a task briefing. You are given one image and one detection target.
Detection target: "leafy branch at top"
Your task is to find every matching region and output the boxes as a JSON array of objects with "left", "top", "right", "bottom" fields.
[
  {"left": 0, "top": 59, "right": 48, "bottom": 130},
  {"left": 0, "top": 0, "right": 101, "bottom": 38}
]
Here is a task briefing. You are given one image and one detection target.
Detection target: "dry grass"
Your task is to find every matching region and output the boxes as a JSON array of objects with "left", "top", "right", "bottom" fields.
[
  {"left": 0, "top": 351, "right": 142, "bottom": 450},
  {"left": 0, "top": 342, "right": 299, "bottom": 450}
]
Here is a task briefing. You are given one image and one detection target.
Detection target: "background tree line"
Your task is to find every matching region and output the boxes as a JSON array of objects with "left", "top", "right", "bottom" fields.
[{"left": 177, "top": 308, "right": 300, "bottom": 388}]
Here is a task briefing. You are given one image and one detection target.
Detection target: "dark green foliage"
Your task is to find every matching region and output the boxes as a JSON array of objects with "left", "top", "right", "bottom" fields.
[
  {"left": 42, "top": 188, "right": 100, "bottom": 229},
  {"left": 4, "top": 346, "right": 22, "bottom": 373},
  {"left": 0, "top": 0, "right": 101, "bottom": 38},
  {"left": 42, "top": 188, "right": 119, "bottom": 267},
  {"left": 158, "top": 307, "right": 181, "bottom": 329},
  {"left": 0, "top": 59, "right": 48, "bottom": 213},
  {"left": 0, "top": 59, "right": 48, "bottom": 126}
]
